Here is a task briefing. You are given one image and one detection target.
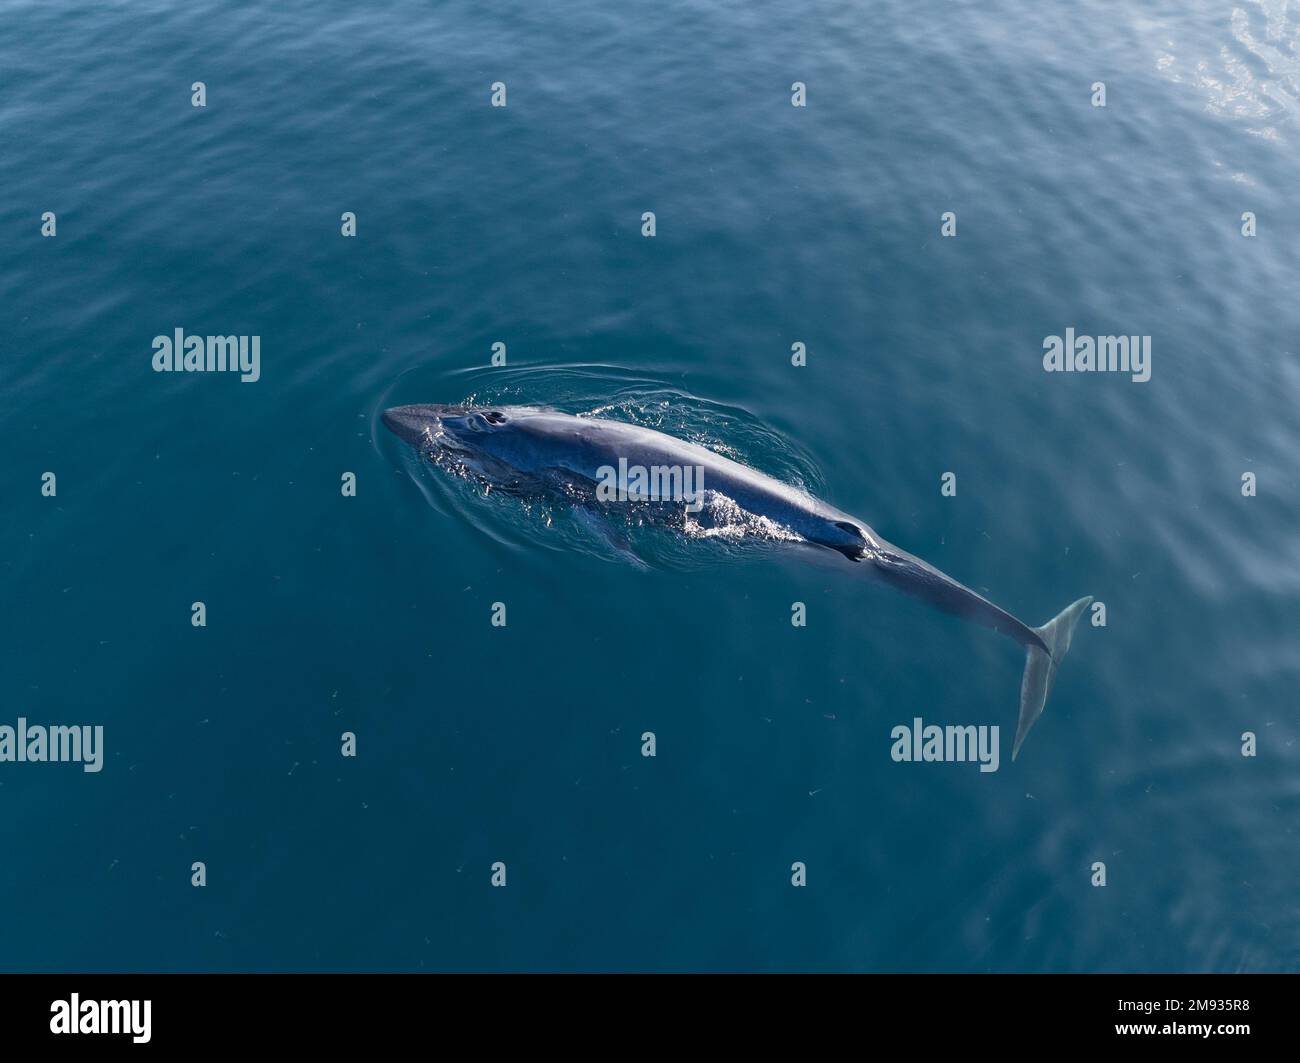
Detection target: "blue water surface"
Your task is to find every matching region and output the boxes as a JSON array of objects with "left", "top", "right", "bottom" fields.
[{"left": 1, "top": 0, "right": 1298, "bottom": 971}]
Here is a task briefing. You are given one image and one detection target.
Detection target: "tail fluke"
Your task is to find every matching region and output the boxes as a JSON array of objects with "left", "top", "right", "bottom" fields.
[{"left": 1012, "top": 596, "right": 1093, "bottom": 760}]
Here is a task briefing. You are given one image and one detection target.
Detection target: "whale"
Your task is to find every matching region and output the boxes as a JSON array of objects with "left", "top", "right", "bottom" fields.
[{"left": 383, "top": 403, "right": 1092, "bottom": 759}]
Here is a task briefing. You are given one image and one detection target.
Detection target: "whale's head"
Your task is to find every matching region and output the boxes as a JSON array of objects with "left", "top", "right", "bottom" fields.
[
  {"left": 382, "top": 404, "right": 557, "bottom": 476},
  {"left": 382, "top": 404, "right": 466, "bottom": 448}
]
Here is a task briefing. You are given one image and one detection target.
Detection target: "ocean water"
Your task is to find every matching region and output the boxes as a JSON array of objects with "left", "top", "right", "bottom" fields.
[{"left": 2, "top": 0, "right": 1298, "bottom": 973}]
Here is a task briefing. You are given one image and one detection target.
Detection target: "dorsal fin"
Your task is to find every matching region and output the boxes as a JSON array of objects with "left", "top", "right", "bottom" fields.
[{"left": 828, "top": 521, "right": 867, "bottom": 561}]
